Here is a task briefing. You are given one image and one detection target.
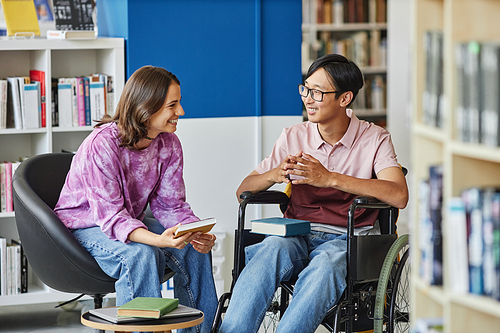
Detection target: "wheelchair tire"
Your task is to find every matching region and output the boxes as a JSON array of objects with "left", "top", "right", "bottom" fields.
[
  {"left": 373, "top": 234, "right": 410, "bottom": 333},
  {"left": 259, "top": 287, "right": 288, "bottom": 333}
]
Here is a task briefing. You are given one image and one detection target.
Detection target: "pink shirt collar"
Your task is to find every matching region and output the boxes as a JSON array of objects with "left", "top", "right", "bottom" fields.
[{"left": 311, "top": 108, "right": 360, "bottom": 150}]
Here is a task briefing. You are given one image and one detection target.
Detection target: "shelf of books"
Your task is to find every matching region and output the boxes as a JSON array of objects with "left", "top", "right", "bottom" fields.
[
  {"left": 411, "top": 0, "right": 500, "bottom": 331},
  {"left": 301, "top": 0, "right": 388, "bottom": 126},
  {"left": 0, "top": 37, "right": 124, "bottom": 306}
]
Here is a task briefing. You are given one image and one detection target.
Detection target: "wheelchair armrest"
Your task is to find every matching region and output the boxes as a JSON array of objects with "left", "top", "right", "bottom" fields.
[
  {"left": 348, "top": 196, "right": 397, "bottom": 236},
  {"left": 239, "top": 190, "right": 289, "bottom": 205},
  {"left": 351, "top": 196, "right": 392, "bottom": 209}
]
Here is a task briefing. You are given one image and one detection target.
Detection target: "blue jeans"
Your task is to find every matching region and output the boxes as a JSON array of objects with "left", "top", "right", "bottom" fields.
[
  {"left": 72, "top": 217, "right": 217, "bottom": 333},
  {"left": 219, "top": 232, "right": 347, "bottom": 333}
]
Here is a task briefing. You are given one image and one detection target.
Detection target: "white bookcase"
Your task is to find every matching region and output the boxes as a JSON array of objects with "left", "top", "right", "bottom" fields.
[
  {"left": 0, "top": 37, "right": 124, "bottom": 306},
  {"left": 411, "top": 1, "right": 500, "bottom": 331}
]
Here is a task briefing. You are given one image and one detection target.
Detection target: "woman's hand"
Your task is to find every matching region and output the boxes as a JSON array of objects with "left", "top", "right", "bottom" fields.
[
  {"left": 190, "top": 233, "right": 216, "bottom": 254},
  {"left": 155, "top": 225, "right": 216, "bottom": 253},
  {"left": 128, "top": 225, "right": 216, "bottom": 253}
]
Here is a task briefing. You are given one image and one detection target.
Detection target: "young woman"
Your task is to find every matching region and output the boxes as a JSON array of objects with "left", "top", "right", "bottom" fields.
[{"left": 54, "top": 66, "right": 217, "bottom": 333}]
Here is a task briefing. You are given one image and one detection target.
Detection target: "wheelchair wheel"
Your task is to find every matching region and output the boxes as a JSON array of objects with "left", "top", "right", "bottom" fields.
[
  {"left": 373, "top": 234, "right": 410, "bottom": 333},
  {"left": 259, "top": 287, "right": 289, "bottom": 333}
]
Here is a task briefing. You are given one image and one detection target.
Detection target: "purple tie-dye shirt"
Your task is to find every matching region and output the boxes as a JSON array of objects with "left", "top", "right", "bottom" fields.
[{"left": 54, "top": 122, "right": 199, "bottom": 243}]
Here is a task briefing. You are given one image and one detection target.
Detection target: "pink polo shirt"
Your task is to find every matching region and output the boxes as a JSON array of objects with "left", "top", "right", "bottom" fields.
[{"left": 255, "top": 109, "right": 399, "bottom": 228}]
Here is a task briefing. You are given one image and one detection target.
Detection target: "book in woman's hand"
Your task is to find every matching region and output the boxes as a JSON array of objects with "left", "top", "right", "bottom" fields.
[
  {"left": 174, "top": 218, "right": 217, "bottom": 238},
  {"left": 117, "top": 297, "right": 179, "bottom": 318}
]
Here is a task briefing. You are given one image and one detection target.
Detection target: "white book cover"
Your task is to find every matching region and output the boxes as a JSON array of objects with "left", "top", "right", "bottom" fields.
[
  {"left": 57, "top": 80, "right": 73, "bottom": 127},
  {"left": 0, "top": 237, "right": 6, "bottom": 296},
  {"left": 0, "top": 80, "right": 7, "bottom": 129},
  {"left": 89, "top": 81, "right": 105, "bottom": 123},
  {"left": 22, "top": 82, "right": 40, "bottom": 129},
  {"left": 6, "top": 245, "right": 12, "bottom": 295},
  {"left": 445, "top": 197, "right": 469, "bottom": 293},
  {"left": 6, "top": 77, "right": 22, "bottom": 129}
]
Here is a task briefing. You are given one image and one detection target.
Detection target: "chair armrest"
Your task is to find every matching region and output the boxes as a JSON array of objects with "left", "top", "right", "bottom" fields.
[
  {"left": 239, "top": 190, "right": 289, "bottom": 205},
  {"left": 351, "top": 196, "right": 392, "bottom": 209},
  {"left": 348, "top": 196, "right": 396, "bottom": 237}
]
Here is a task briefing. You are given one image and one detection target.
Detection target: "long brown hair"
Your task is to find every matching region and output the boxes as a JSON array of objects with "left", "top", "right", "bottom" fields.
[{"left": 96, "top": 66, "right": 180, "bottom": 149}]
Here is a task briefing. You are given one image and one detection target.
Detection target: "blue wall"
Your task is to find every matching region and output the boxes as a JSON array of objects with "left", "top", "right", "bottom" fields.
[{"left": 97, "top": 0, "right": 302, "bottom": 118}]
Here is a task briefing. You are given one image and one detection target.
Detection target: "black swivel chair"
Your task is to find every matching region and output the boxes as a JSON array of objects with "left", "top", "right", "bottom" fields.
[
  {"left": 12, "top": 152, "right": 116, "bottom": 309},
  {"left": 12, "top": 152, "right": 174, "bottom": 309}
]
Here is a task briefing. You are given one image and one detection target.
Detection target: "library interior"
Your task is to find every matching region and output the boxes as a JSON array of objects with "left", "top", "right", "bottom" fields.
[{"left": 1, "top": 1, "right": 500, "bottom": 333}]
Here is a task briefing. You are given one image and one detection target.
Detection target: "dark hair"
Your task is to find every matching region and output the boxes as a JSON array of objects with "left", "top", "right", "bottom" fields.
[
  {"left": 96, "top": 65, "right": 180, "bottom": 149},
  {"left": 305, "top": 54, "right": 364, "bottom": 104}
]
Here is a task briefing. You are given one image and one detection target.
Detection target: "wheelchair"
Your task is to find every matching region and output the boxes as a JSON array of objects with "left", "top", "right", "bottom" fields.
[{"left": 211, "top": 177, "right": 410, "bottom": 333}]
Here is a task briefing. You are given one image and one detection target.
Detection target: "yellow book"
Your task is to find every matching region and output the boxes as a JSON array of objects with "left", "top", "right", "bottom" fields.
[{"left": 1, "top": 0, "right": 40, "bottom": 37}]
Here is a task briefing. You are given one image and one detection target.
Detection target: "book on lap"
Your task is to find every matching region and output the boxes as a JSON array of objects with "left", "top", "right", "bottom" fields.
[
  {"left": 89, "top": 304, "right": 201, "bottom": 324},
  {"left": 251, "top": 217, "right": 311, "bottom": 237},
  {"left": 117, "top": 297, "right": 179, "bottom": 319}
]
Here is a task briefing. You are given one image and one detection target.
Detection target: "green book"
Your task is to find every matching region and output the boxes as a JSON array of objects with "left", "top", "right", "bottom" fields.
[{"left": 117, "top": 297, "right": 179, "bottom": 319}]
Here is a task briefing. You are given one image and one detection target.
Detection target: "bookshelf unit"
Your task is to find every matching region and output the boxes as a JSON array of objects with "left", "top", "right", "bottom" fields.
[
  {"left": 302, "top": 0, "right": 388, "bottom": 125},
  {"left": 411, "top": 1, "right": 500, "bottom": 331},
  {"left": 0, "top": 37, "right": 124, "bottom": 306}
]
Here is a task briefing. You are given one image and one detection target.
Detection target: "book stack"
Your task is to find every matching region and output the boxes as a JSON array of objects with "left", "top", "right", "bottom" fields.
[
  {"left": 445, "top": 187, "right": 500, "bottom": 301},
  {"left": 1, "top": 75, "right": 42, "bottom": 130},
  {"left": 455, "top": 40, "right": 500, "bottom": 146},
  {"left": 0, "top": 237, "right": 28, "bottom": 295},
  {"left": 56, "top": 74, "right": 113, "bottom": 127},
  {"left": 0, "top": 160, "right": 21, "bottom": 214},
  {"left": 313, "top": 30, "right": 387, "bottom": 69},
  {"left": 418, "top": 165, "right": 443, "bottom": 286},
  {"left": 422, "top": 30, "right": 444, "bottom": 129},
  {"left": 304, "top": 0, "right": 387, "bottom": 25},
  {"left": 47, "top": 0, "right": 96, "bottom": 40}
]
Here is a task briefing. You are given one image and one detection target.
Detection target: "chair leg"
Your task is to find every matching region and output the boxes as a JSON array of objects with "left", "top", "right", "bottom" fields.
[{"left": 93, "top": 294, "right": 104, "bottom": 309}]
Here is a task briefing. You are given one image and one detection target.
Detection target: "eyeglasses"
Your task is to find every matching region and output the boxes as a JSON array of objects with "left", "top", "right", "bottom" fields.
[{"left": 298, "top": 84, "right": 341, "bottom": 102}]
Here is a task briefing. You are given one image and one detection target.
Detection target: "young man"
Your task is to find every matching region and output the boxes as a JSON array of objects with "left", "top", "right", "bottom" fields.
[{"left": 218, "top": 54, "right": 408, "bottom": 333}]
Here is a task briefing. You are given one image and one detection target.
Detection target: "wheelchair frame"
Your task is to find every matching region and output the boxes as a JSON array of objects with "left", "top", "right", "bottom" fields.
[{"left": 211, "top": 190, "right": 410, "bottom": 333}]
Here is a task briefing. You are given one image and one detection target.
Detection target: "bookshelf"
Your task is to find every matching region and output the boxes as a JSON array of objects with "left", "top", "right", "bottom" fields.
[
  {"left": 411, "top": 0, "right": 500, "bottom": 332},
  {"left": 0, "top": 37, "right": 124, "bottom": 306},
  {"left": 302, "top": 0, "right": 388, "bottom": 125}
]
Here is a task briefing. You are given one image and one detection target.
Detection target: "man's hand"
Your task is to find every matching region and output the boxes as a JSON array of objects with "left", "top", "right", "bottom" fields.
[
  {"left": 285, "top": 151, "right": 334, "bottom": 188},
  {"left": 273, "top": 152, "right": 301, "bottom": 184}
]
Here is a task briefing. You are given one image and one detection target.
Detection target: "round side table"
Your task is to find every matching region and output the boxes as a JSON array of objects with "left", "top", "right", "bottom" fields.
[{"left": 81, "top": 310, "right": 204, "bottom": 333}]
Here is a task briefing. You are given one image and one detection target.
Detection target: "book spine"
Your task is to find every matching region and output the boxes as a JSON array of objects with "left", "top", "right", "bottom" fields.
[
  {"left": 22, "top": 83, "right": 40, "bottom": 129},
  {"left": 0, "top": 163, "right": 6, "bottom": 213},
  {"left": 29, "top": 70, "right": 46, "bottom": 127},
  {"left": 57, "top": 80, "right": 73, "bottom": 127},
  {"left": 0, "top": 80, "right": 7, "bottom": 129},
  {"left": 0, "top": 238, "right": 6, "bottom": 295},
  {"left": 11, "top": 240, "right": 27, "bottom": 293},
  {"left": 4, "top": 162, "right": 13, "bottom": 213},
  {"left": 71, "top": 78, "right": 78, "bottom": 127},
  {"left": 7, "top": 78, "right": 22, "bottom": 129},
  {"left": 83, "top": 77, "right": 91, "bottom": 126},
  {"left": 51, "top": 78, "right": 59, "bottom": 127},
  {"left": 76, "top": 77, "right": 86, "bottom": 126}
]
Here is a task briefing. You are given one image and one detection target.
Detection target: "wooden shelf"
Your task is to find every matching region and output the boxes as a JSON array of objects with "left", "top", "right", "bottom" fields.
[{"left": 411, "top": 1, "right": 500, "bottom": 331}]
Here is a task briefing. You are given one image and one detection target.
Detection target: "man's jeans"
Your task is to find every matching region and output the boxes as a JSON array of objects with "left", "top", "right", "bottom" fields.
[
  {"left": 219, "top": 231, "right": 347, "bottom": 333},
  {"left": 72, "top": 217, "right": 217, "bottom": 333}
]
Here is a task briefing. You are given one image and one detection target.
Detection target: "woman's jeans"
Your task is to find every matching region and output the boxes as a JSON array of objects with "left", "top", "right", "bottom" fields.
[
  {"left": 219, "top": 231, "right": 347, "bottom": 333},
  {"left": 72, "top": 217, "right": 217, "bottom": 333}
]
